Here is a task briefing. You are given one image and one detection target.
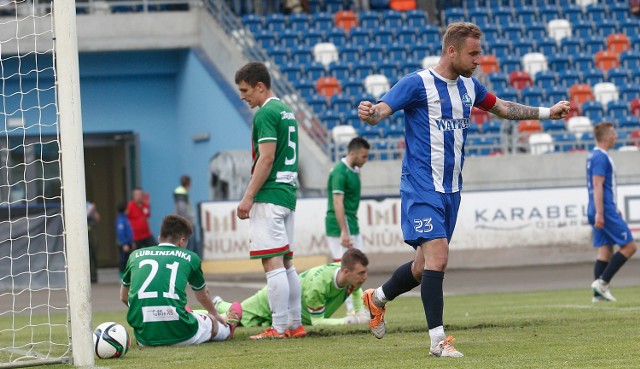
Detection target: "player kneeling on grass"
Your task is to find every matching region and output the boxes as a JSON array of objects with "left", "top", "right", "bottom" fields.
[
  {"left": 215, "top": 249, "right": 370, "bottom": 330},
  {"left": 120, "top": 214, "right": 242, "bottom": 346}
]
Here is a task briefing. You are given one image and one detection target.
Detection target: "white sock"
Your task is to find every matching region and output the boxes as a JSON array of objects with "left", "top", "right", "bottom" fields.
[
  {"left": 211, "top": 321, "right": 230, "bottom": 341},
  {"left": 345, "top": 295, "right": 355, "bottom": 314},
  {"left": 374, "top": 287, "right": 388, "bottom": 305},
  {"left": 286, "top": 266, "right": 302, "bottom": 329},
  {"left": 266, "top": 267, "right": 289, "bottom": 334},
  {"left": 429, "top": 326, "right": 445, "bottom": 347}
]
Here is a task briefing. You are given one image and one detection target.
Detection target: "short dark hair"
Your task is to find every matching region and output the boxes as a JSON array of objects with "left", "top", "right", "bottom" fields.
[
  {"left": 117, "top": 201, "right": 127, "bottom": 213},
  {"left": 160, "top": 214, "right": 193, "bottom": 243},
  {"left": 180, "top": 175, "right": 191, "bottom": 187},
  {"left": 235, "top": 62, "right": 271, "bottom": 89},
  {"left": 594, "top": 121, "right": 614, "bottom": 142},
  {"left": 442, "top": 22, "right": 483, "bottom": 53},
  {"left": 347, "top": 136, "right": 370, "bottom": 152},
  {"left": 340, "top": 248, "right": 369, "bottom": 270}
]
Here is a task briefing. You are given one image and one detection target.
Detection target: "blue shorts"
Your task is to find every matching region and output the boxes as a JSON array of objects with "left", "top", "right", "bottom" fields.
[
  {"left": 589, "top": 211, "right": 634, "bottom": 247},
  {"left": 400, "top": 189, "right": 461, "bottom": 248}
]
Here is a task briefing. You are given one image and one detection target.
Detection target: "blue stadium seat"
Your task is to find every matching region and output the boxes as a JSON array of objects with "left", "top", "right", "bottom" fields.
[
  {"left": 349, "top": 27, "right": 371, "bottom": 45},
  {"left": 492, "top": 7, "right": 514, "bottom": 24},
  {"left": 620, "top": 51, "right": 640, "bottom": 69},
  {"left": 521, "top": 86, "right": 545, "bottom": 106},
  {"left": 255, "top": 30, "right": 276, "bottom": 49},
  {"left": 302, "top": 61, "right": 325, "bottom": 81},
  {"left": 342, "top": 77, "right": 365, "bottom": 97},
  {"left": 572, "top": 53, "right": 595, "bottom": 71},
  {"left": 339, "top": 44, "right": 361, "bottom": 63},
  {"left": 525, "top": 22, "right": 547, "bottom": 40},
  {"left": 619, "top": 83, "right": 640, "bottom": 101},
  {"left": 586, "top": 3, "right": 606, "bottom": 22},
  {"left": 400, "top": 60, "right": 422, "bottom": 75},
  {"left": 242, "top": 14, "right": 263, "bottom": 34},
  {"left": 326, "top": 28, "right": 347, "bottom": 48},
  {"left": 281, "top": 62, "right": 302, "bottom": 81},
  {"left": 516, "top": 5, "right": 537, "bottom": 24},
  {"left": 292, "top": 46, "right": 314, "bottom": 64},
  {"left": 543, "top": 120, "right": 566, "bottom": 132},
  {"left": 410, "top": 42, "right": 431, "bottom": 60},
  {"left": 546, "top": 85, "right": 568, "bottom": 105},
  {"left": 344, "top": 109, "right": 362, "bottom": 129},
  {"left": 302, "top": 29, "right": 324, "bottom": 48},
  {"left": 307, "top": 0, "right": 322, "bottom": 12},
  {"left": 607, "top": 100, "right": 630, "bottom": 120},
  {"left": 359, "top": 11, "right": 381, "bottom": 29},
  {"left": 618, "top": 116, "right": 640, "bottom": 129},
  {"left": 595, "top": 19, "right": 619, "bottom": 38},
  {"left": 320, "top": 110, "right": 343, "bottom": 130},
  {"left": 632, "top": 35, "right": 640, "bottom": 52},
  {"left": 495, "top": 87, "right": 519, "bottom": 102},
  {"left": 294, "top": 79, "right": 315, "bottom": 98},
  {"left": 330, "top": 93, "right": 353, "bottom": 113},
  {"left": 308, "top": 94, "right": 328, "bottom": 114},
  {"left": 483, "top": 121, "right": 503, "bottom": 134},
  {"left": 312, "top": 12, "right": 334, "bottom": 30},
  {"left": 469, "top": 7, "right": 490, "bottom": 25},
  {"left": 482, "top": 24, "right": 500, "bottom": 43},
  {"left": 501, "top": 23, "right": 523, "bottom": 39},
  {"left": 363, "top": 44, "right": 385, "bottom": 63},
  {"left": 607, "top": 67, "right": 630, "bottom": 86},
  {"left": 443, "top": 7, "right": 466, "bottom": 25},
  {"left": 467, "top": 123, "right": 480, "bottom": 135},
  {"left": 378, "top": 61, "right": 399, "bottom": 80},
  {"left": 353, "top": 60, "right": 376, "bottom": 79},
  {"left": 582, "top": 68, "right": 605, "bottom": 86},
  {"left": 548, "top": 54, "right": 571, "bottom": 72},
  {"left": 489, "top": 39, "right": 512, "bottom": 58},
  {"left": 619, "top": 19, "right": 640, "bottom": 36},
  {"left": 609, "top": 2, "right": 631, "bottom": 21},
  {"left": 326, "top": 0, "right": 346, "bottom": 12},
  {"left": 382, "top": 10, "right": 403, "bottom": 28},
  {"left": 631, "top": 66, "right": 640, "bottom": 84},
  {"left": 289, "top": 13, "right": 309, "bottom": 32},
  {"left": 558, "top": 69, "right": 582, "bottom": 88},
  {"left": 582, "top": 100, "right": 605, "bottom": 122},
  {"left": 561, "top": 4, "right": 583, "bottom": 23},
  {"left": 387, "top": 43, "right": 408, "bottom": 62},
  {"left": 359, "top": 124, "right": 381, "bottom": 139},
  {"left": 534, "top": 71, "right": 557, "bottom": 89},
  {"left": 552, "top": 132, "right": 577, "bottom": 152},
  {"left": 373, "top": 27, "right": 394, "bottom": 46},
  {"left": 265, "top": 13, "right": 286, "bottom": 33},
  {"left": 382, "top": 124, "right": 404, "bottom": 139},
  {"left": 406, "top": 9, "right": 429, "bottom": 28},
  {"left": 267, "top": 46, "right": 289, "bottom": 65},
  {"left": 500, "top": 55, "right": 521, "bottom": 74},
  {"left": 420, "top": 25, "right": 441, "bottom": 44},
  {"left": 538, "top": 4, "right": 561, "bottom": 23},
  {"left": 584, "top": 36, "right": 606, "bottom": 54},
  {"left": 329, "top": 61, "right": 351, "bottom": 81},
  {"left": 513, "top": 39, "right": 534, "bottom": 56},
  {"left": 279, "top": 29, "right": 301, "bottom": 48},
  {"left": 534, "top": 39, "right": 556, "bottom": 58},
  {"left": 397, "top": 26, "right": 418, "bottom": 45},
  {"left": 488, "top": 72, "right": 509, "bottom": 91},
  {"left": 560, "top": 37, "right": 582, "bottom": 55},
  {"left": 572, "top": 20, "right": 595, "bottom": 38}
]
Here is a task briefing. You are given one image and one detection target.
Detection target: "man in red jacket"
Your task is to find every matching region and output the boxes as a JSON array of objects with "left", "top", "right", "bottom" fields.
[{"left": 126, "top": 187, "right": 156, "bottom": 249}]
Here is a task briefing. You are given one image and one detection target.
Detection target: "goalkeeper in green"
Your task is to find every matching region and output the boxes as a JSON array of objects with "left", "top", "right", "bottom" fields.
[{"left": 216, "top": 249, "right": 370, "bottom": 327}]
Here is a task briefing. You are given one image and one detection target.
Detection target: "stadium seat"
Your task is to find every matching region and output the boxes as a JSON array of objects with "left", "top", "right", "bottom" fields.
[
  {"left": 332, "top": 124, "right": 358, "bottom": 146},
  {"left": 513, "top": 39, "right": 535, "bottom": 56},
  {"left": 388, "top": 43, "right": 408, "bottom": 62},
  {"left": 595, "top": 19, "right": 619, "bottom": 39},
  {"left": 543, "top": 120, "right": 566, "bottom": 132},
  {"left": 534, "top": 71, "right": 557, "bottom": 88},
  {"left": 560, "top": 37, "right": 583, "bottom": 55},
  {"left": 316, "top": 76, "right": 342, "bottom": 98},
  {"left": 584, "top": 36, "right": 606, "bottom": 54},
  {"left": 255, "top": 30, "right": 276, "bottom": 50},
  {"left": 326, "top": 28, "right": 347, "bottom": 48},
  {"left": 410, "top": 42, "right": 431, "bottom": 60},
  {"left": 469, "top": 8, "right": 490, "bottom": 25},
  {"left": 482, "top": 120, "right": 502, "bottom": 134},
  {"left": 558, "top": 70, "right": 582, "bottom": 88},
  {"left": 364, "top": 74, "right": 390, "bottom": 100},
  {"left": 281, "top": 62, "right": 302, "bottom": 81},
  {"left": 294, "top": 79, "right": 315, "bottom": 98},
  {"left": 389, "top": 0, "right": 416, "bottom": 11},
  {"left": 339, "top": 44, "right": 360, "bottom": 63},
  {"left": 353, "top": 60, "right": 375, "bottom": 79},
  {"left": 420, "top": 25, "right": 441, "bottom": 44},
  {"left": 280, "top": 29, "right": 301, "bottom": 48},
  {"left": 495, "top": 87, "right": 519, "bottom": 102},
  {"left": 329, "top": 93, "right": 353, "bottom": 113},
  {"left": 308, "top": 94, "right": 329, "bottom": 113},
  {"left": 537, "top": 4, "right": 561, "bottom": 23},
  {"left": 400, "top": 59, "right": 421, "bottom": 75},
  {"left": 571, "top": 20, "right": 595, "bottom": 39},
  {"left": 359, "top": 11, "right": 381, "bottom": 29},
  {"left": 370, "top": 0, "right": 391, "bottom": 9},
  {"left": 586, "top": 3, "right": 606, "bottom": 21},
  {"left": 547, "top": 54, "right": 571, "bottom": 72},
  {"left": 566, "top": 116, "right": 593, "bottom": 135},
  {"left": 619, "top": 18, "right": 640, "bottom": 37},
  {"left": 546, "top": 85, "right": 568, "bottom": 105},
  {"left": 528, "top": 133, "right": 554, "bottom": 155},
  {"left": 342, "top": 77, "right": 364, "bottom": 97},
  {"left": 620, "top": 51, "right": 640, "bottom": 69},
  {"left": 482, "top": 24, "right": 500, "bottom": 43},
  {"left": 492, "top": 7, "right": 514, "bottom": 24},
  {"left": 378, "top": 61, "right": 399, "bottom": 80},
  {"left": 582, "top": 68, "right": 605, "bottom": 86},
  {"left": 289, "top": 13, "right": 310, "bottom": 32},
  {"left": 523, "top": 22, "right": 546, "bottom": 40},
  {"left": 631, "top": 98, "right": 640, "bottom": 117},
  {"left": 522, "top": 53, "right": 548, "bottom": 79},
  {"left": 303, "top": 61, "right": 325, "bottom": 81},
  {"left": 421, "top": 56, "right": 440, "bottom": 70},
  {"left": 510, "top": 71, "right": 533, "bottom": 90},
  {"left": 607, "top": 100, "right": 630, "bottom": 120},
  {"left": 569, "top": 84, "right": 594, "bottom": 105},
  {"left": 488, "top": 72, "right": 509, "bottom": 90},
  {"left": 242, "top": 14, "right": 263, "bottom": 34},
  {"left": 313, "top": 43, "right": 339, "bottom": 68},
  {"left": 467, "top": 122, "right": 481, "bottom": 134},
  {"left": 406, "top": 9, "right": 429, "bottom": 28},
  {"left": 516, "top": 5, "right": 537, "bottom": 24},
  {"left": 267, "top": 46, "right": 289, "bottom": 65},
  {"left": 382, "top": 10, "right": 403, "bottom": 28},
  {"left": 350, "top": 27, "right": 371, "bottom": 45},
  {"left": 547, "top": 19, "right": 571, "bottom": 43},
  {"left": 593, "top": 82, "right": 619, "bottom": 106},
  {"left": 335, "top": 10, "right": 358, "bottom": 31},
  {"left": 302, "top": 28, "right": 324, "bottom": 48},
  {"left": 373, "top": 27, "right": 394, "bottom": 46},
  {"left": 561, "top": 3, "right": 583, "bottom": 23},
  {"left": 363, "top": 44, "right": 385, "bottom": 63},
  {"left": 320, "top": 110, "right": 343, "bottom": 130},
  {"left": 326, "top": 0, "right": 347, "bottom": 12},
  {"left": 618, "top": 116, "right": 640, "bottom": 129},
  {"left": 571, "top": 53, "right": 594, "bottom": 71},
  {"left": 501, "top": 55, "right": 521, "bottom": 74},
  {"left": 442, "top": 7, "right": 465, "bottom": 25},
  {"left": 479, "top": 55, "right": 499, "bottom": 74},
  {"left": 619, "top": 83, "right": 640, "bottom": 102},
  {"left": 607, "top": 67, "right": 629, "bottom": 86},
  {"left": 608, "top": 34, "right": 631, "bottom": 55},
  {"left": 502, "top": 23, "right": 524, "bottom": 40},
  {"left": 536, "top": 38, "right": 558, "bottom": 56},
  {"left": 595, "top": 50, "right": 619, "bottom": 71},
  {"left": 518, "top": 119, "right": 542, "bottom": 134},
  {"left": 313, "top": 12, "right": 334, "bottom": 31},
  {"left": 265, "top": 13, "right": 286, "bottom": 33},
  {"left": 552, "top": 132, "right": 577, "bottom": 152},
  {"left": 581, "top": 100, "right": 605, "bottom": 122},
  {"left": 471, "top": 108, "right": 490, "bottom": 124},
  {"left": 521, "top": 87, "right": 545, "bottom": 106},
  {"left": 329, "top": 61, "right": 350, "bottom": 81},
  {"left": 397, "top": 26, "right": 418, "bottom": 45}
]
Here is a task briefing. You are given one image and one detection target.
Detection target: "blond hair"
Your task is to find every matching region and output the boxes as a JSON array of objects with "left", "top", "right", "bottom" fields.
[
  {"left": 593, "top": 121, "right": 614, "bottom": 142},
  {"left": 442, "top": 22, "right": 483, "bottom": 53}
]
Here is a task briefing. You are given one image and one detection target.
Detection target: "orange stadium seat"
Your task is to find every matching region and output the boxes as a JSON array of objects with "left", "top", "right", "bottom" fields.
[
  {"left": 335, "top": 10, "right": 358, "bottom": 32},
  {"left": 390, "top": 0, "right": 417, "bottom": 11},
  {"left": 595, "top": 50, "right": 619, "bottom": 71},
  {"left": 479, "top": 55, "right": 500, "bottom": 74},
  {"left": 606, "top": 34, "right": 630, "bottom": 54},
  {"left": 316, "top": 76, "right": 342, "bottom": 98},
  {"left": 630, "top": 129, "right": 640, "bottom": 147},
  {"left": 509, "top": 71, "right": 533, "bottom": 90},
  {"left": 470, "top": 107, "right": 490, "bottom": 124},
  {"left": 631, "top": 98, "right": 640, "bottom": 117},
  {"left": 569, "top": 84, "right": 594, "bottom": 105},
  {"left": 518, "top": 120, "right": 542, "bottom": 134}
]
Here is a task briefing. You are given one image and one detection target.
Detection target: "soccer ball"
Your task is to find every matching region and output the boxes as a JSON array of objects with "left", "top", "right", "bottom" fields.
[{"left": 93, "top": 322, "right": 131, "bottom": 359}]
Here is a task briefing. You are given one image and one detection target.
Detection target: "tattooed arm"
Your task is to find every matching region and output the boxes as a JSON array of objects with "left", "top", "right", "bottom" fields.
[
  {"left": 358, "top": 101, "right": 393, "bottom": 126},
  {"left": 489, "top": 98, "right": 571, "bottom": 120}
]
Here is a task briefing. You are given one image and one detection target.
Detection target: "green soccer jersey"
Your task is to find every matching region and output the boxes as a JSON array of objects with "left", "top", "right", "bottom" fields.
[
  {"left": 122, "top": 244, "right": 206, "bottom": 346},
  {"left": 252, "top": 98, "right": 299, "bottom": 210},
  {"left": 219, "top": 262, "right": 364, "bottom": 327},
  {"left": 325, "top": 159, "right": 362, "bottom": 237}
]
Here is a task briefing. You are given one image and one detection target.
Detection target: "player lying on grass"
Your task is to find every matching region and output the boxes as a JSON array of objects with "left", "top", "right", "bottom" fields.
[
  {"left": 120, "top": 214, "right": 242, "bottom": 346},
  {"left": 213, "top": 249, "right": 370, "bottom": 330}
]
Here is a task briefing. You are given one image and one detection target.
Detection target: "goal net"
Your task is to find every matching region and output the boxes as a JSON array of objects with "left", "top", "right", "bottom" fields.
[{"left": 0, "top": 0, "right": 93, "bottom": 367}]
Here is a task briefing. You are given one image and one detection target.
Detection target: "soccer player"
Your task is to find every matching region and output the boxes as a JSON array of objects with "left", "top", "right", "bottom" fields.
[
  {"left": 215, "top": 249, "right": 370, "bottom": 328},
  {"left": 120, "top": 214, "right": 242, "bottom": 346},
  {"left": 235, "top": 62, "right": 305, "bottom": 340},
  {"left": 325, "top": 136, "right": 370, "bottom": 315},
  {"left": 357, "top": 22, "right": 571, "bottom": 357},
  {"left": 587, "top": 122, "right": 637, "bottom": 302}
]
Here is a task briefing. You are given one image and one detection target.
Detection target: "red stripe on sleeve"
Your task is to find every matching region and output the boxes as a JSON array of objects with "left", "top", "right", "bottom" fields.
[{"left": 476, "top": 92, "right": 497, "bottom": 111}]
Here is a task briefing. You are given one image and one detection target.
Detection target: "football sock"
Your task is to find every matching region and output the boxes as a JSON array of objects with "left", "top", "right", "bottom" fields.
[
  {"left": 600, "top": 252, "right": 628, "bottom": 283},
  {"left": 429, "top": 326, "right": 446, "bottom": 347},
  {"left": 212, "top": 320, "right": 231, "bottom": 341},
  {"left": 594, "top": 260, "right": 609, "bottom": 280},
  {"left": 266, "top": 267, "right": 289, "bottom": 334},
  {"left": 374, "top": 287, "right": 387, "bottom": 305},
  {"left": 421, "top": 269, "right": 444, "bottom": 330},
  {"left": 381, "top": 261, "right": 420, "bottom": 301},
  {"left": 286, "top": 266, "right": 302, "bottom": 329}
]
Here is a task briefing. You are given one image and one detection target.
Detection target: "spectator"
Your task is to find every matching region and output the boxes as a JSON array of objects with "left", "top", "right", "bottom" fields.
[
  {"left": 126, "top": 187, "right": 156, "bottom": 249},
  {"left": 115, "top": 201, "right": 134, "bottom": 279}
]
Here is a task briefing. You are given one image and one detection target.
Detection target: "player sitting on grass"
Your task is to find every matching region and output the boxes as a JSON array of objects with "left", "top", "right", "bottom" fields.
[
  {"left": 214, "top": 249, "right": 370, "bottom": 330},
  {"left": 120, "top": 214, "right": 242, "bottom": 346}
]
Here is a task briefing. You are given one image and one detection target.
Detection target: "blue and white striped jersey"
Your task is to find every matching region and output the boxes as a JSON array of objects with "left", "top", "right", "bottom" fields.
[{"left": 380, "top": 68, "right": 490, "bottom": 194}]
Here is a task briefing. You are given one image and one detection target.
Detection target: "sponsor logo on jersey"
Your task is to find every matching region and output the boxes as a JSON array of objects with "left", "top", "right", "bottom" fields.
[
  {"left": 461, "top": 93, "right": 472, "bottom": 107},
  {"left": 435, "top": 118, "right": 469, "bottom": 131},
  {"left": 135, "top": 249, "right": 192, "bottom": 262},
  {"left": 142, "top": 306, "right": 179, "bottom": 322},
  {"left": 280, "top": 111, "right": 295, "bottom": 120}
]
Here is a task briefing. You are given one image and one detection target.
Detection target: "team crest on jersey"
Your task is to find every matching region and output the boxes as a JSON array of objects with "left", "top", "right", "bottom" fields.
[{"left": 461, "top": 93, "right": 472, "bottom": 107}]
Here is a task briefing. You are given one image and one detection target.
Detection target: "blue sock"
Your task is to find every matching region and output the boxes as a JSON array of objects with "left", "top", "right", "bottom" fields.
[
  {"left": 421, "top": 270, "right": 444, "bottom": 330},
  {"left": 600, "top": 252, "right": 628, "bottom": 283},
  {"left": 594, "top": 259, "right": 608, "bottom": 280},
  {"left": 381, "top": 261, "right": 420, "bottom": 301}
]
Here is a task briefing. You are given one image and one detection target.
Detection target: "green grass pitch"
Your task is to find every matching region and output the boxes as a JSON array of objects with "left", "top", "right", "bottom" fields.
[{"left": 4, "top": 286, "right": 640, "bottom": 369}]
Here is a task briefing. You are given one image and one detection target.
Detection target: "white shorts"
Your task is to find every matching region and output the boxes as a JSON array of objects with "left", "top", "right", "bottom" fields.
[
  {"left": 174, "top": 313, "right": 213, "bottom": 346},
  {"left": 249, "top": 202, "right": 295, "bottom": 259},
  {"left": 327, "top": 234, "right": 364, "bottom": 261}
]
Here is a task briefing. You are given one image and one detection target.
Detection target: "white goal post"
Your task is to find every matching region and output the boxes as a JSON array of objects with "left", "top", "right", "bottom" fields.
[{"left": 0, "top": 0, "right": 93, "bottom": 367}]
